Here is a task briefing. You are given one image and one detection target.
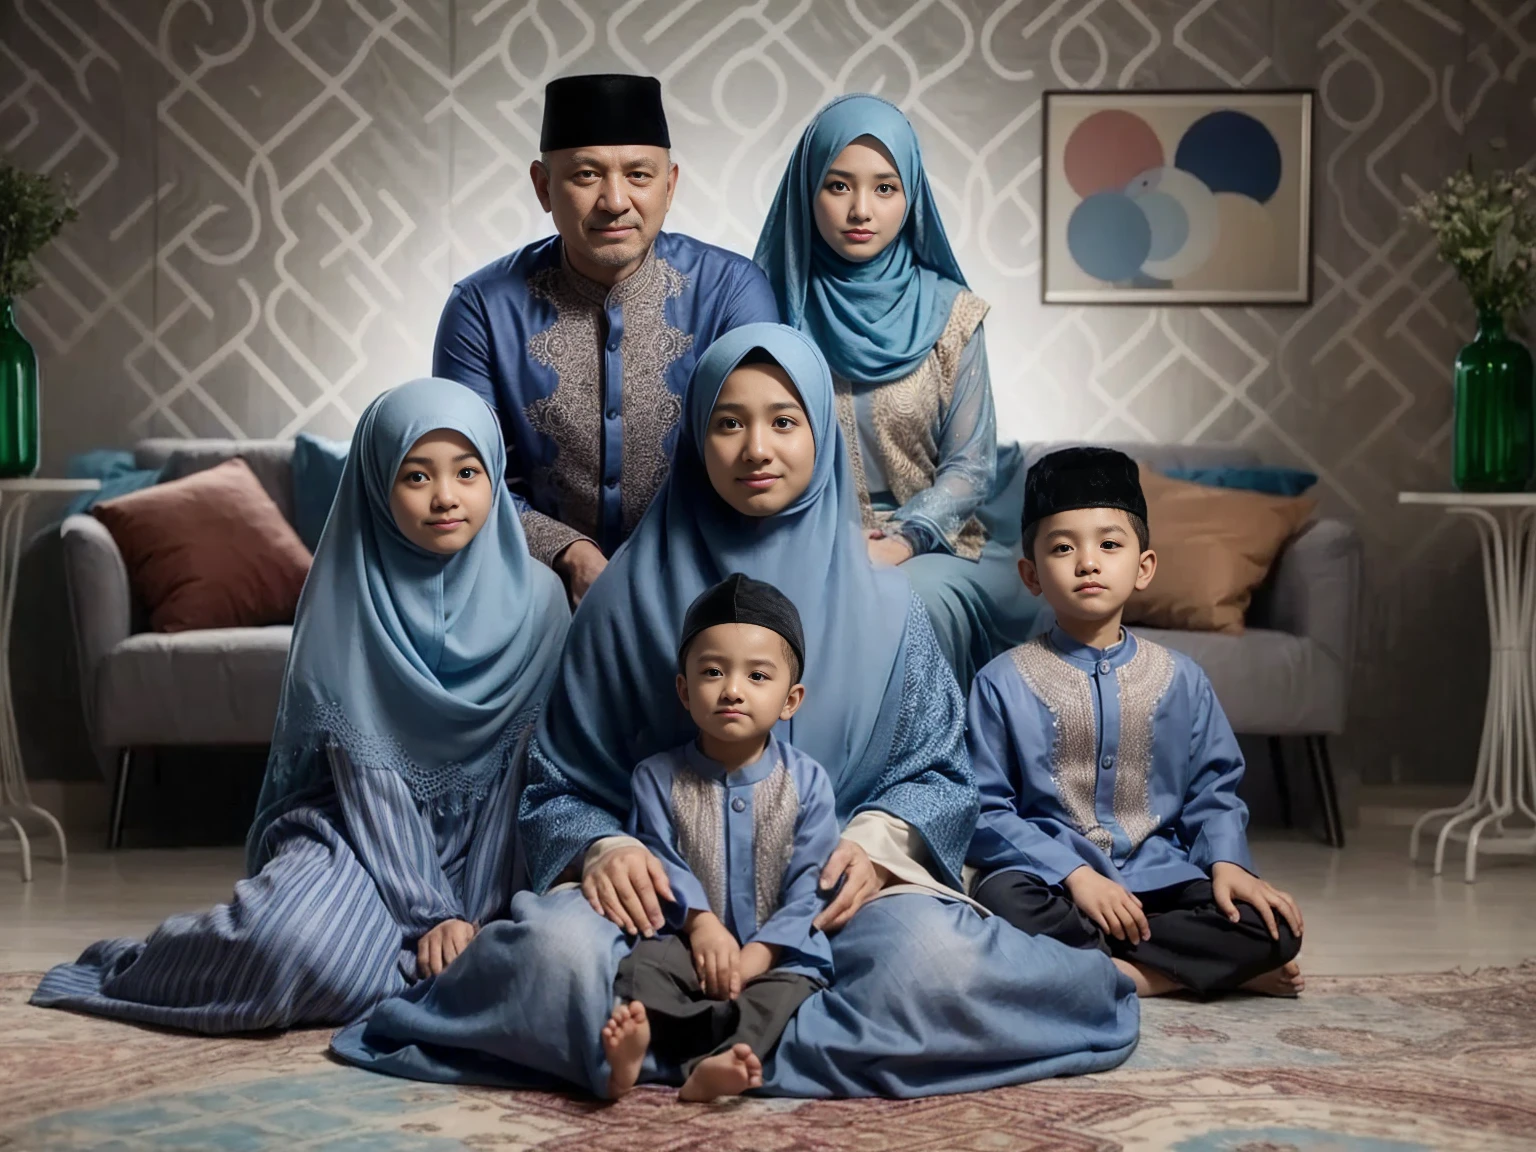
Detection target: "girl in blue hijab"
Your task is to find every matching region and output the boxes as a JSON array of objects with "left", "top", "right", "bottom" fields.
[
  {"left": 332, "top": 327, "right": 1137, "bottom": 1098},
  {"left": 756, "top": 93, "right": 1042, "bottom": 689},
  {"left": 33, "top": 379, "right": 569, "bottom": 1034}
]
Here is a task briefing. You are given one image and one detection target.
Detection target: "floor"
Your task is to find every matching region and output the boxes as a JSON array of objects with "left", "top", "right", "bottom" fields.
[{"left": 2, "top": 826, "right": 1534, "bottom": 976}]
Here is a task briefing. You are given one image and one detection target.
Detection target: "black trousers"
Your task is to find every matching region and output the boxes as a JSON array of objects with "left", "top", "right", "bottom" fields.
[
  {"left": 974, "top": 870, "right": 1301, "bottom": 996},
  {"left": 614, "top": 936, "right": 818, "bottom": 1075}
]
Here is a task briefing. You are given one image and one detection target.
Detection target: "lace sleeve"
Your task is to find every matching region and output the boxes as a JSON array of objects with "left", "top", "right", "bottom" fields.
[
  {"left": 889, "top": 327, "right": 998, "bottom": 555},
  {"left": 850, "top": 594, "right": 979, "bottom": 887},
  {"left": 517, "top": 738, "right": 626, "bottom": 894}
]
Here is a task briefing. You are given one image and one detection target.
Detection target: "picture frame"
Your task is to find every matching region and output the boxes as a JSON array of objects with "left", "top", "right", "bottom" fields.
[{"left": 1040, "top": 89, "right": 1314, "bottom": 305}]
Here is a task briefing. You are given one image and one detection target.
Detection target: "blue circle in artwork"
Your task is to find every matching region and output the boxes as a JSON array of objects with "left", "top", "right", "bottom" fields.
[
  {"left": 1067, "top": 192, "right": 1152, "bottom": 283},
  {"left": 1174, "top": 110, "right": 1282, "bottom": 202},
  {"left": 1130, "top": 190, "right": 1189, "bottom": 263}
]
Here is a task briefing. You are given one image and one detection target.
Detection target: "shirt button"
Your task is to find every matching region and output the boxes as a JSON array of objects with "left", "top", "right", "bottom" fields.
[
  {"left": 1098, "top": 661, "right": 1111, "bottom": 675},
  {"left": 1102, "top": 755, "right": 1115, "bottom": 770},
  {"left": 606, "top": 409, "right": 619, "bottom": 421},
  {"left": 607, "top": 341, "right": 619, "bottom": 352},
  {"left": 731, "top": 797, "right": 746, "bottom": 813},
  {"left": 605, "top": 478, "right": 618, "bottom": 489}
]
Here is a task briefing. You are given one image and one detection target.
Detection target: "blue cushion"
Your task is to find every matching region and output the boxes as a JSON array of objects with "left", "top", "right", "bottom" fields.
[
  {"left": 291, "top": 432, "right": 349, "bottom": 552},
  {"left": 63, "top": 450, "right": 163, "bottom": 516},
  {"left": 1159, "top": 465, "right": 1318, "bottom": 497}
]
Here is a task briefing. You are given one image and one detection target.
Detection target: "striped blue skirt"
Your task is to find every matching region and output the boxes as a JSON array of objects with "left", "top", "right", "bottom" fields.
[{"left": 31, "top": 806, "right": 410, "bottom": 1034}]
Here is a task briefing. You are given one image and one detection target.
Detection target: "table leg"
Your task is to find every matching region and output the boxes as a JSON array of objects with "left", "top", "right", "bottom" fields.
[
  {"left": 0, "top": 491, "right": 68, "bottom": 880},
  {"left": 1411, "top": 507, "right": 1536, "bottom": 881},
  {"left": 3, "top": 814, "right": 30, "bottom": 883}
]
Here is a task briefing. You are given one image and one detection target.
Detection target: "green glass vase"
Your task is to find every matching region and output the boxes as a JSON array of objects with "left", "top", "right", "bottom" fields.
[
  {"left": 1453, "top": 308, "right": 1535, "bottom": 492},
  {"left": 0, "top": 300, "right": 40, "bottom": 478}
]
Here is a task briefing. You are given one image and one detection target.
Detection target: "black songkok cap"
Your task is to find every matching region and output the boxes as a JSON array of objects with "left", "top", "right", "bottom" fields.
[
  {"left": 1022, "top": 446, "right": 1148, "bottom": 537},
  {"left": 678, "top": 573, "right": 806, "bottom": 678},
  {"left": 539, "top": 73, "right": 671, "bottom": 152}
]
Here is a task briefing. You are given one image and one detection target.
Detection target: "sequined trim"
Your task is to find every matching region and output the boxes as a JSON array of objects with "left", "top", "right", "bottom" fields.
[
  {"left": 523, "top": 250, "right": 692, "bottom": 544},
  {"left": 670, "top": 771, "right": 726, "bottom": 916},
  {"left": 1113, "top": 638, "right": 1176, "bottom": 853},
  {"left": 751, "top": 760, "right": 799, "bottom": 930},
  {"left": 525, "top": 267, "right": 603, "bottom": 540},
  {"left": 616, "top": 259, "right": 691, "bottom": 535},
  {"left": 841, "top": 291, "right": 990, "bottom": 559},
  {"left": 1009, "top": 637, "right": 1112, "bottom": 853}
]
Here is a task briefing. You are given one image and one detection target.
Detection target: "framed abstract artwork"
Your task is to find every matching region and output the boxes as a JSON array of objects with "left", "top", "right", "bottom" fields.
[{"left": 1041, "top": 89, "right": 1314, "bottom": 304}]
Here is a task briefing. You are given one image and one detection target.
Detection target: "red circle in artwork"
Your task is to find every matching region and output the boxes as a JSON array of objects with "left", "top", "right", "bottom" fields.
[{"left": 1062, "top": 110, "right": 1164, "bottom": 197}]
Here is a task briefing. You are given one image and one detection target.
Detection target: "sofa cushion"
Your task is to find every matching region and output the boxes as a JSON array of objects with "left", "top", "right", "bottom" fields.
[
  {"left": 292, "top": 432, "right": 349, "bottom": 552},
  {"left": 1136, "top": 627, "right": 1341, "bottom": 736},
  {"left": 96, "top": 626, "right": 292, "bottom": 746},
  {"left": 1157, "top": 464, "right": 1319, "bottom": 498},
  {"left": 1125, "top": 465, "right": 1316, "bottom": 635},
  {"left": 63, "top": 449, "right": 165, "bottom": 515},
  {"left": 92, "top": 457, "right": 313, "bottom": 633}
]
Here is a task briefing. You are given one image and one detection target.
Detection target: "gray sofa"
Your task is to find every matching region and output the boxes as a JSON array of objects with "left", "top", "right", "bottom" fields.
[
  {"left": 63, "top": 440, "right": 299, "bottom": 847},
  {"left": 64, "top": 439, "right": 1361, "bottom": 849}
]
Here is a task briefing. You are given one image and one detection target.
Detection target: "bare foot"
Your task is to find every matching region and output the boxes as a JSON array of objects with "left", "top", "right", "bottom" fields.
[
  {"left": 678, "top": 1043, "right": 763, "bottom": 1102},
  {"left": 1241, "top": 959, "right": 1305, "bottom": 997},
  {"left": 1113, "top": 957, "right": 1181, "bottom": 997},
  {"left": 601, "top": 1001, "right": 650, "bottom": 1098}
]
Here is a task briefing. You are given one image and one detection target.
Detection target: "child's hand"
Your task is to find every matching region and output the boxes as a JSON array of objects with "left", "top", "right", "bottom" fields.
[
  {"left": 1064, "top": 866, "right": 1150, "bottom": 943},
  {"left": 737, "top": 941, "right": 779, "bottom": 986},
  {"left": 1211, "top": 862, "right": 1303, "bottom": 940},
  {"left": 418, "top": 918, "right": 477, "bottom": 977},
  {"left": 688, "top": 912, "right": 742, "bottom": 1000}
]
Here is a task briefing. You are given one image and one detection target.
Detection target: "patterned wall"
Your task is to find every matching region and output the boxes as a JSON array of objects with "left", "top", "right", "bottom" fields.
[{"left": 2, "top": 0, "right": 1533, "bottom": 789}]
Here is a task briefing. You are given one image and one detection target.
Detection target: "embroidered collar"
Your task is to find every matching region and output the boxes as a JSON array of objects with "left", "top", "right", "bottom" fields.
[
  {"left": 557, "top": 239, "right": 661, "bottom": 308},
  {"left": 1045, "top": 623, "right": 1138, "bottom": 672},
  {"left": 685, "top": 734, "right": 781, "bottom": 786}
]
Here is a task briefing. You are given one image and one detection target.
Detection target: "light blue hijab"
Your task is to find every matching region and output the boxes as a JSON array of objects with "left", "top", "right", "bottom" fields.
[
  {"left": 523, "top": 324, "right": 919, "bottom": 885},
  {"left": 248, "top": 379, "right": 569, "bottom": 871},
  {"left": 754, "top": 94, "right": 967, "bottom": 385}
]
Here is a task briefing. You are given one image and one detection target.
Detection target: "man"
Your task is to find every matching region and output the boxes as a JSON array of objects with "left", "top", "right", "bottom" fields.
[{"left": 434, "top": 73, "right": 779, "bottom": 604}]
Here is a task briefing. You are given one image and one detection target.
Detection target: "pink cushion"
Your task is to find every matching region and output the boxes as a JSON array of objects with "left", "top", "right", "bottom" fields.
[{"left": 93, "top": 457, "right": 312, "bottom": 633}]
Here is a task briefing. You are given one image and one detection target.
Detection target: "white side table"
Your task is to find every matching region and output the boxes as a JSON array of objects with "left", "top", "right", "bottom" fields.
[
  {"left": 0, "top": 479, "right": 100, "bottom": 880},
  {"left": 1400, "top": 492, "right": 1536, "bottom": 882}
]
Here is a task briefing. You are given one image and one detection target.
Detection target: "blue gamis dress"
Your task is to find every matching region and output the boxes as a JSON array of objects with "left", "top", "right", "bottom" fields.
[{"left": 331, "top": 325, "right": 1138, "bottom": 1096}]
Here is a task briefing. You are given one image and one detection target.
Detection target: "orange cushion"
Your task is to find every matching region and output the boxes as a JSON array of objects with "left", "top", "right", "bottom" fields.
[
  {"left": 1125, "top": 464, "right": 1316, "bottom": 634},
  {"left": 93, "top": 457, "right": 313, "bottom": 633}
]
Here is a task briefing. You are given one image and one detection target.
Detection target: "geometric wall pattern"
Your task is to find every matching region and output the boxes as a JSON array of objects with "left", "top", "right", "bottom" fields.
[{"left": 2, "top": 0, "right": 1533, "bottom": 788}]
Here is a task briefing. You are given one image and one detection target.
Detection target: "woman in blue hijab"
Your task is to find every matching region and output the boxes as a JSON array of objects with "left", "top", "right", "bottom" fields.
[
  {"left": 331, "top": 326, "right": 1137, "bottom": 1098},
  {"left": 32, "top": 379, "right": 569, "bottom": 1033},
  {"left": 756, "top": 93, "right": 1040, "bottom": 689}
]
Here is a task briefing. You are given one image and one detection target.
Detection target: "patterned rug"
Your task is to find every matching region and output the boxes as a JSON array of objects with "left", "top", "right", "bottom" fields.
[{"left": 3, "top": 964, "right": 1534, "bottom": 1151}]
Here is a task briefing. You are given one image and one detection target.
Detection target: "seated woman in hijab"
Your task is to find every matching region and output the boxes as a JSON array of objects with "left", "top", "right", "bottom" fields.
[
  {"left": 755, "top": 94, "right": 1040, "bottom": 689},
  {"left": 31, "top": 379, "right": 569, "bottom": 1033},
  {"left": 332, "top": 324, "right": 1137, "bottom": 1098}
]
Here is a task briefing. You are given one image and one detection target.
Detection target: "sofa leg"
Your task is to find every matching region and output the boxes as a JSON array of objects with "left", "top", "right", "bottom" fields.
[
  {"left": 1303, "top": 736, "right": 1345, "bottom": 849},
  {"left": 109, "top": 748, "right": 132, "bottom": 851},
  {"left": 1266, "top": 737, "right": 1295, "bottom": 829}
]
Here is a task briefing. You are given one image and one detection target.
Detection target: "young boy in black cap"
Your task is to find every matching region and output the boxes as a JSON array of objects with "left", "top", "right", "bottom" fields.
[
  {"left": 601, "top": 573, "right": 839, "bottom": 1101},
  {"left": 964, "top": 447, "right": 1305, "bottom": 999}
]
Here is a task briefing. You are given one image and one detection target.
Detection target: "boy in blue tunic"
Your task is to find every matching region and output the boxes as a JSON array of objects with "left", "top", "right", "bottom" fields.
[
  {"left": 966, "top": 447, "right": 1305, "bottom": 998},
  {"left": 602, "top": 573, "right": 839, "bottom": 1101}
]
